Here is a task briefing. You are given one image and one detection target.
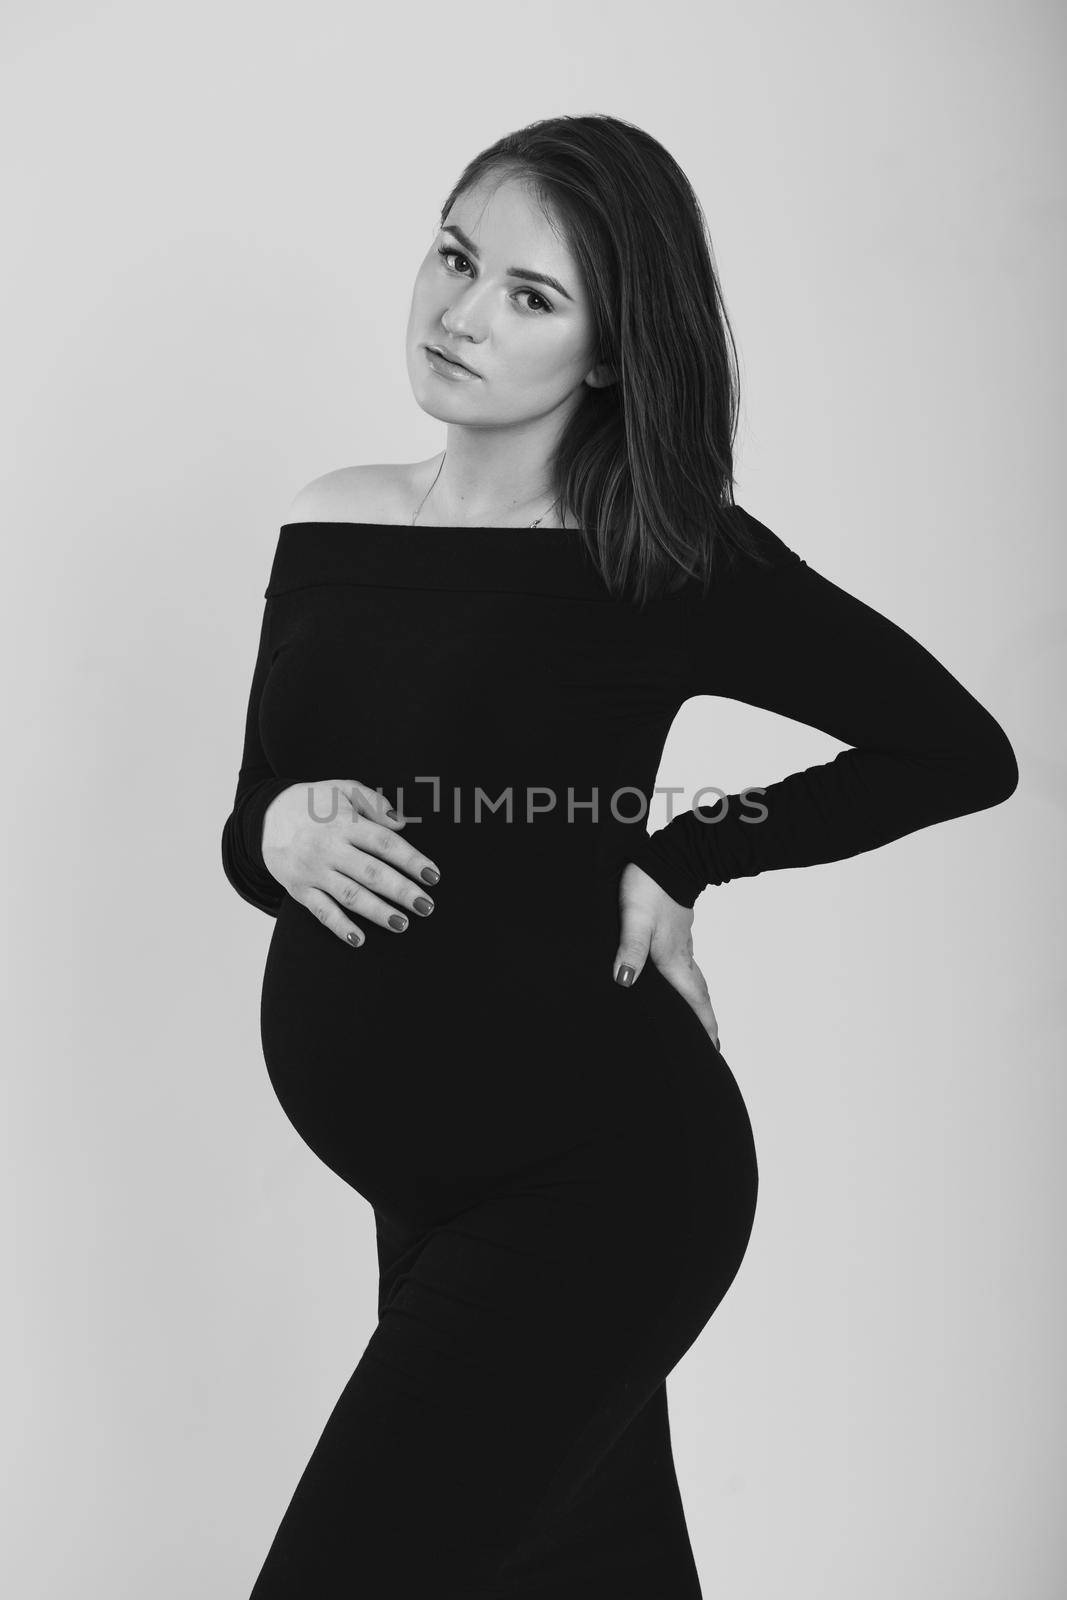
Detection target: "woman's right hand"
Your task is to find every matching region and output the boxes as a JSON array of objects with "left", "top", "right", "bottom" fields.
[{"left": 261, "top": 778, "right": 441, "bottom": 947}]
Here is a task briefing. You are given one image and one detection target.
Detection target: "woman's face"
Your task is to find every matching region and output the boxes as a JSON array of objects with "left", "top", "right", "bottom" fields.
[{"left": 405, "top": 173, "right": 607, "bottom": 428}]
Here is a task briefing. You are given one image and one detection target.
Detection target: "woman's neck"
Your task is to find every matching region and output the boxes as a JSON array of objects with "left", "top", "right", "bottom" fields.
[{"left": 413, "top": 447, "right": 559, "bottom": 527}]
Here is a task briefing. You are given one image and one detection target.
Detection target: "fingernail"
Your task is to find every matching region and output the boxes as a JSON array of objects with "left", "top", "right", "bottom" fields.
[
  {"left": 615, "top": 965, "right": 634, "bottom": 987},
  {"left": 346, "top": 932, "right": 362, "bottom": 947},
  {"left": 388, "top": 913, "right": 408, "bottom": 931},
  {"left": 386, "top": 806, "right": 399, "bottom": 819},
  {"left": 420, "top": 866, "right": 440, "bottom": 885},
  {"left": 413, "top": 896, "right": 434, "bottom": 916}
]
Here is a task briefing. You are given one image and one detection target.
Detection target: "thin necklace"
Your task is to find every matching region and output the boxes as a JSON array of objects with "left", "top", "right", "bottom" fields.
[{"left": 411, "top": 452, "right": 561, "bottom": 528}]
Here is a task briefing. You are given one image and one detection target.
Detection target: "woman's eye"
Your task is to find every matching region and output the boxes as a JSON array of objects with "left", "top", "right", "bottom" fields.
[
  {"left": 438, "top": 246, "right": 472, "bottom": 275},
  {"left": 435, "top": 246, "right": 552, "bottom": 313}
]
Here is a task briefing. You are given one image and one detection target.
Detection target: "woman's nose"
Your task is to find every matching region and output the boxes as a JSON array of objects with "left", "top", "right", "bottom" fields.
[{"left": 441, "top": 286, "right": 488, "bottom": 340}]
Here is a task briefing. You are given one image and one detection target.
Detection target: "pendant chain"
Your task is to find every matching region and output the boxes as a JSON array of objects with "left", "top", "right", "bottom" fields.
[{"left": 411, "top": 452, "right": 560, "bottom": 528}]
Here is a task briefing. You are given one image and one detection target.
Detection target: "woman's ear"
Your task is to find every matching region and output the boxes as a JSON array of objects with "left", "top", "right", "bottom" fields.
[{"left": 584, "top": 362, "right": 617, "bottom": 389}]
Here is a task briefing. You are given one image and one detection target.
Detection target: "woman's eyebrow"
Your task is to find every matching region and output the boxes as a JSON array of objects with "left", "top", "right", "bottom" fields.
[{"left": 440, "top": 222, "right": 574, "bottom": 302}]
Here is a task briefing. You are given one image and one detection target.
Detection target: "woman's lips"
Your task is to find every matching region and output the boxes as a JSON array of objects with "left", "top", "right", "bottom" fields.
[{"left": 424, "top": 345, "right": 480, "bottom": 381}]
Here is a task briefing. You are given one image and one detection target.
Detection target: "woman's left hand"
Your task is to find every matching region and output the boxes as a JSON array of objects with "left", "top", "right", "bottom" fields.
[{"left": 612, "top": 863, "right": 722, "bottom": 1052}]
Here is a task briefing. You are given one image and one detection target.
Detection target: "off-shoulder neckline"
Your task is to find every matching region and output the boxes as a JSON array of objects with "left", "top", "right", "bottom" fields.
[
  {"left": 265, "top": 517, "right": 639, "bottom": 603},
  {"left": 280, "top": 520, "right": 582, "bottom": 535}
]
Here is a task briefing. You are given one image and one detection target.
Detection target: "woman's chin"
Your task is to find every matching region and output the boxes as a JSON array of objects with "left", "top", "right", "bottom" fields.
[{"left": 409, "top": 379, "right": 481, "bottom": 423}]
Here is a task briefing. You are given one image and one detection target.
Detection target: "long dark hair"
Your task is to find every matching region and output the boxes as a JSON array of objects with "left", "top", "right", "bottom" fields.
[{"left": 438, "top": 113, "right": 771, "bottom": 607}]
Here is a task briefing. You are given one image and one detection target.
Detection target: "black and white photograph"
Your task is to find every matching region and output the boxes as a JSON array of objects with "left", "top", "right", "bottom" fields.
[{"left": 4, "top": 3, "right": 1062, "bottom": 1596}]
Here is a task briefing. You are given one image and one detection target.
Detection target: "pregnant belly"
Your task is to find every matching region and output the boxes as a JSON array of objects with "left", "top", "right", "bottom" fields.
[{"left": 258, "top": 843, "right": 732, "bottom": 1199}]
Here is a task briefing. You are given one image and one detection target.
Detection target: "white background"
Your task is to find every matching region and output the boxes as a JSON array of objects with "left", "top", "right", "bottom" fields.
[{"left": 3, "top": 1, "right": 1063, "bottom": 1595}]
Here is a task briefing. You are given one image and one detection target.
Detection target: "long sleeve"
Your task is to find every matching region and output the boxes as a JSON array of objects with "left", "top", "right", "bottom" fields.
[
  {"left": 220, "top": 592, "right": 293, "bottom": 917},
  {"left": 628, "top": 508, "right": 1019, "bottom": 909}
]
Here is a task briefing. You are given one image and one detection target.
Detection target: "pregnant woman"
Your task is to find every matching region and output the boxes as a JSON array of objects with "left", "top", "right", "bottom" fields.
[{"left": 221, "top": 114, "right": 1018, "bottom": 1598}]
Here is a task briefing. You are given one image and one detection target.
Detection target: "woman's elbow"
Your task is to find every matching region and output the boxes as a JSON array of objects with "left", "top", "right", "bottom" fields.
[{"left": 967, "top": 721, "right": 1020, "bottom": 809}]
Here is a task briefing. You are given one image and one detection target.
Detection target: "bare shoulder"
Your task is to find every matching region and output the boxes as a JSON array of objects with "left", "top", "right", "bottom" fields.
[{"left": 283, "top": 460, "right": 435, "bottom": 527}]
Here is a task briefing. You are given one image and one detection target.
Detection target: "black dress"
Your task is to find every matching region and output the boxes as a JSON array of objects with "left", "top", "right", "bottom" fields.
[{"left": 221, "top": 505, "right": 1017, "bottom": 1598}]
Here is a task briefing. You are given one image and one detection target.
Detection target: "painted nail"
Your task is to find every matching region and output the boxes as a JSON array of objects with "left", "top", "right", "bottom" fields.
[
  {"left": 346, "top": 932, "right": 362, "bottom": 947},
  {"left": 388, "top": 913, "right": 408, "bottom": 931},
  {"left": 413, "top": 897, "right": 434, "bottom": 916},
  {"left": 420, "top": 866, "right": 440, "bottom": 885},
  {"left": 615, "top": 965, "right": 634, "bottom": 987}
]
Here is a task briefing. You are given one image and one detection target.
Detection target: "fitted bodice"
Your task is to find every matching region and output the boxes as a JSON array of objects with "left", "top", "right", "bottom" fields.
[{"left": 258, "top": 520, "right": 692, "bottom": 920}]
